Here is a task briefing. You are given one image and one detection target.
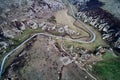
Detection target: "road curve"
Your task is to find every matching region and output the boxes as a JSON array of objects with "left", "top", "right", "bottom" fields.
[
  {"left": 68, "top": 2, "right": 96, "bottom": 43},
  {"left": 0, "top": 31, "right": 95, "bottom": 77},
  {"left": 0, "top": 1, "right": 96, "bottom": 77}
]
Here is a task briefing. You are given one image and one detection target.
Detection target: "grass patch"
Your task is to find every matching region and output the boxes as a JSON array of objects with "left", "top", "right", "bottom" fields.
[
  {"left": 102, "top": 51, "right": 117, "bottom": 60},
  {"left": 92, "top": 57, "right": 120, "bottom": 80},
  {"left": 62, "top": 39, "right": 107, "bottom": 51},
  {"left": 92, "top": 51, "right": 119, "bottom": 80},
  {"left": 14, "top": 28, "right": 44, "bottom": 44}
]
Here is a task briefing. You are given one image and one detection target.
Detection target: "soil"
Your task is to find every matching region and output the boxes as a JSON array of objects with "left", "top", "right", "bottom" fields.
[{"left": 3, "top": 35, "right": 93, "bottom": 80}]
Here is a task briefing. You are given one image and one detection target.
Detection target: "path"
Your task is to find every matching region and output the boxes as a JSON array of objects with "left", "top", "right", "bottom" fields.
[{"left": 0, "top": 0, "right": 96, "bottom": 77}]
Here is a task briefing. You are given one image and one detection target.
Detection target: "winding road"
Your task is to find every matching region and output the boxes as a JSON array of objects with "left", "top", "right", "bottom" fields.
[
  {"left": 68, "top": 1, "right": 96, "bottom": 43},
  {"left": 0, "top": 32, "right": 96, "bottom": 76},
  {"left": 0, "top": 1, "right": 96, "bottom": 77}
]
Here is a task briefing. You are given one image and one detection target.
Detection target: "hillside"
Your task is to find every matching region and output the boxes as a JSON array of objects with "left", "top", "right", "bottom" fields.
[{"left": 99, "top": 0, "right": 120, "bottom": 20}]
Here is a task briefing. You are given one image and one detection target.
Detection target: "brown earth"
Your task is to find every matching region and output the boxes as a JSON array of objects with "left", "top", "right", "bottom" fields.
[
  {"left": 3, "top": 35, "right": 93, "bottom": 80},
  {"left": 61, "top": 63, "right": 93, "bottom": 80}
]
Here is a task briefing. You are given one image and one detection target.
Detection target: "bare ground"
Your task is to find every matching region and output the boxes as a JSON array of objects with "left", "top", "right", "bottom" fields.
[
  {"left": 55, "top": 9, "right": 89, "bottom": 37},
  {"left": 61, "top": 63, "right": 93, "bottom": 80},
  {"left": 3, "top": 35, "right": 93, "bottom": 80}
]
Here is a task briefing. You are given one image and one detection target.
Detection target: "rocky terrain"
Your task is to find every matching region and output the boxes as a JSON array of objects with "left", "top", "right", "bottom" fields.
[
  {"left": 69, "top": 0, "right": 120, "bottom": 53},
  {"left": 0, "top": 0, "right": 65, "bottom": 55},
  {"left": 3, "top": 35, "right": 62, "bottom": 80},
  {"left": 3, "top": 35, "right": 95, "bottom": 80},
  {"left": 0, "top": 0, "right": 120, "bottom": 80}
]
